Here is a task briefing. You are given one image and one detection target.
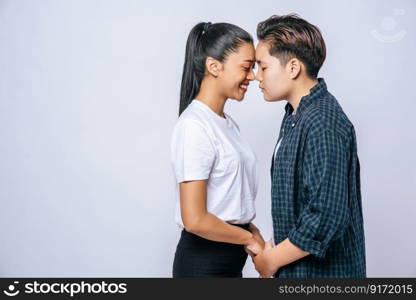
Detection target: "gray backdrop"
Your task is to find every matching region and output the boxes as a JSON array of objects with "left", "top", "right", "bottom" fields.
[{"left": 0, "top": 0, "right": 415, "bottom": 277}]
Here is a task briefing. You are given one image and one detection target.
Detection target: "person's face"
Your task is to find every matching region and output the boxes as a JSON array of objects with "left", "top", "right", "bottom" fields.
[
  {"left": 255, "top": 41, "right": 293, "bottom": 101},
  {"left": 217, "top": 42, "right": 256, "bottom": 101}
]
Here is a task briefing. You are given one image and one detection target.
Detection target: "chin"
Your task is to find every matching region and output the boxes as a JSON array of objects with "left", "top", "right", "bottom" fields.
[
  {"left": 264, "top": 92, "right": 285, "bottom": 102},
  {"left": 233, "top": 93, "right": 245, "bottom": 101},
  {"left": 262, "top": 93, "right": 273, "bottom": 102}
]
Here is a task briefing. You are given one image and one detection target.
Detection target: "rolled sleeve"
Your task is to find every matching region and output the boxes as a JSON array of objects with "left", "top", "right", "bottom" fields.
[{"left": 287, "top": 129, "right": 350, "bottom": 259}]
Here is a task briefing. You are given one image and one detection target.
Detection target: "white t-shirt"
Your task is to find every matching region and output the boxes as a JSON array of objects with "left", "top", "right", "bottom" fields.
[
  {"left": 273, "top": 110, "right": 295, "bottom": 158},
  {"left": 273, "top": 137, "right": 282, "bottom": 159},
  {"left": 170, "top": 99, "right": 258, "bottom": 228}
]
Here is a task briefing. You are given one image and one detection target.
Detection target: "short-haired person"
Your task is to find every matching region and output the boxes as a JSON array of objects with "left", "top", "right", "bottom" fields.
[{"left": 252, "top": 14, "right": 366, "bottom": 278}]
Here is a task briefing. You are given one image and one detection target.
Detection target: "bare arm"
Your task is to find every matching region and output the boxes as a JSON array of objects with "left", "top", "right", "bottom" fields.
[
  {"left": 269, "top": 238, "right": 310, "bottom": 269},
  {"left": 253, "top": 237, "right": 310, "bottom": 277},
  {"left": 180, "top": 180, "right": 261, "bottom": 252}
]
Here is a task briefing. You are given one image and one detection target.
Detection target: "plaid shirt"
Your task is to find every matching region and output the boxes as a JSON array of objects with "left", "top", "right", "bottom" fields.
[{"left": 271, "top": 78, "right": 366, "bottom": 277}]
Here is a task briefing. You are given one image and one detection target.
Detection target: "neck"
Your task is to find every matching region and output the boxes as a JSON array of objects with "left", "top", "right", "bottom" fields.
[
  {"left": 195, "top": 77, "right": 227, "bottom": 118},
  {"left": 287, "top": 77, "right": 319, "bottom": 114}
]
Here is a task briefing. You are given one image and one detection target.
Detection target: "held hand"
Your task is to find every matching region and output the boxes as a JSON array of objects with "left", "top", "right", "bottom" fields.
[
  {"left": 247, "top": 223, "right": 265, "bottom": 254},
  {"left": 244, "top": 244, "right": 256, "bottom": 257},
  {"left": 244, "top": 241, "right": 264, "bottom": 257},
  {"left": 253, "top": 239, "right": 278, "bottom": 278},
  {"left": 252, "top": 230, "right": 266, "bottom": 249},
  {"left": 245, "top": 238, "right": 263, "bottom": 257}
]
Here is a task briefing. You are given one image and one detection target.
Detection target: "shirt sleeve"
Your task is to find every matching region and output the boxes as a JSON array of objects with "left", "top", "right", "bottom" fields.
[
  {"left": 287, "top": 129, "right": 350, "bottom": 259},
  {"left": 170, "top": 119, "right": 216, "bottom": 183}
]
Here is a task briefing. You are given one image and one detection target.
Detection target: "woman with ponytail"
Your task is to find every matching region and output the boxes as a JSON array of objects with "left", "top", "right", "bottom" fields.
[{"left": 171, "top": 22, "right": 265, "bottom": 277}]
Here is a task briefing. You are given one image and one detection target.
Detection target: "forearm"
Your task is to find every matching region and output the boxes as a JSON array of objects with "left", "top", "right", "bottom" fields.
[
  {"left": 186, "top": 212, "right": 254, "bottom": 245},
  {"left": 270, "top": 238, "right": 310, "bottom": 269}
]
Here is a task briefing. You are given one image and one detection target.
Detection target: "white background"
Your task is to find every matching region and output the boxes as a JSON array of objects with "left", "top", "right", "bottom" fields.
[{"left": 0, "top": 0, "right": 415, "bottom": 277}]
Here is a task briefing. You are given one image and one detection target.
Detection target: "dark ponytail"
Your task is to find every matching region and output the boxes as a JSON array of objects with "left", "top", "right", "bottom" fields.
[{"left": 179, "top": 22, "right": 253, "bottom": 116}]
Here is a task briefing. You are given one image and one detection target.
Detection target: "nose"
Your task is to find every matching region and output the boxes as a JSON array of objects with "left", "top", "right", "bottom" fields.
[
  {"left": 255, "top": 71, "right": 262, "bottom": 82},
  {"left": 247, "top": 69, "right": 255, "bottom": 81}
]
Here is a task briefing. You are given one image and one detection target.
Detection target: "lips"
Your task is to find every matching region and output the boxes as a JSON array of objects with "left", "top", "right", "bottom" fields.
[{"left": 239, "top": 81, "right": 250, "bottom": 91}]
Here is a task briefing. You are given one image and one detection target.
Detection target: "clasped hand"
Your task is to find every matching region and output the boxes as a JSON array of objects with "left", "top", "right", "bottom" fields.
[{"left": 244, "top": 225, "right": 279, "bottom": 278}]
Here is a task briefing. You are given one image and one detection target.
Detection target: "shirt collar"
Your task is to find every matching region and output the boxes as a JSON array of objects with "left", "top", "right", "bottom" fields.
[{"left": 284, "top": 77, "right": 327, "bottom": 116}]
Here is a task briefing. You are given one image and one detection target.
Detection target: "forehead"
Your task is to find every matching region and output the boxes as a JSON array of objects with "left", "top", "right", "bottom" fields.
[
  {"left": 255, "top": 41, "right": 272, "bottom": 62},
  {"left": 227, "top": 42, "right": 255, "bottom": 62}
]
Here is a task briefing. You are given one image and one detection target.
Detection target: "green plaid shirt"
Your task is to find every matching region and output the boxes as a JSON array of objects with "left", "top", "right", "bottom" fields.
[{"left": 271, "top": 78, "right": 366, "bottom": 277}]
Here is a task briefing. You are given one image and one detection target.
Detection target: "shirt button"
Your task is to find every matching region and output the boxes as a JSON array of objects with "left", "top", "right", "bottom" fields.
[{"left": 292, "top": 123, "right": 295, "bottom": 127}]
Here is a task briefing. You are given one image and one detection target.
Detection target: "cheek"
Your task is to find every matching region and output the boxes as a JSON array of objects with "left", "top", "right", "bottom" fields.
[
  {"left": 231, "top": 72, "right": 246, "bottom": 90},
  {"left": 218, "top": 73, "right": 232, "bottom": 90},
  {"left": 265, "top": 72, "right": 289, "bottom": 99},
  {"left": 222, "top": 70, "right": 240, "bottom": 87},
  {"left": 263, "top": 72, "right": 276, "bottom": 90},
  {"left": 219, "top": 74, "right": 241, "bottom": 98},
  {"left": 232, "top": 71, "right": 247, "bottom": 85}
]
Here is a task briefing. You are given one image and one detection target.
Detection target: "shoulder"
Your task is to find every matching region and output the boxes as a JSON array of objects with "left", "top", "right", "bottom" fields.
[
  {"left": 173, "top": 116, "right": 208, "bottom": 138},
  {"left": 302, "top": 92, "right": 354, "bottom": 140},
  {"left": 177, "top": 102, "right": 208, "bottom": 124},
  {"left": 171, "top": 110, "right": 214, "bottom": 147},
  {"left": 173, "top": 102, "right": 210, "bottom": 130}
]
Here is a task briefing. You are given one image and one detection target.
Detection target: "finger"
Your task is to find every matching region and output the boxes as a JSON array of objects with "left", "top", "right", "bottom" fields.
[
  {"left": 246, "top": 244, "right": 255, "bottom": 254},
  {"left": 246, "top": 244, "right": 254, "bottom": 251},
  {"left": 247, "top": 244, "right": 261, "bottom": 255},
  {"left": 244, "top": 246, "right": 255, "bottom": 256}
]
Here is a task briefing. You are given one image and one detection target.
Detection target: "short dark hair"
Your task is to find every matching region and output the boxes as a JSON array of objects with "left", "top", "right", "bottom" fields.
[{"left": 257, "top": 14, "right": 326, "bottom": 78}]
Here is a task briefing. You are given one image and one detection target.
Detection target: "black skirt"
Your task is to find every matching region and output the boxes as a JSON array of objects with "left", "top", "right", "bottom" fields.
[{"left": 172, "top": 223, "right": 250, "bottom": 278}]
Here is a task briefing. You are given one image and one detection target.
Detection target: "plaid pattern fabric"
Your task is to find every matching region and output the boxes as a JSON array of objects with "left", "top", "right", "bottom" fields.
[{"left": 271, "top": 78, "right": 366, "bottom": 277}]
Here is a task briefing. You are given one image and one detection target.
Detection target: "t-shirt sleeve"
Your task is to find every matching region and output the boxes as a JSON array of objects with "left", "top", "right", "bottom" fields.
[{"left": 170, "top": 119, "right": 216, "bottom": 183}]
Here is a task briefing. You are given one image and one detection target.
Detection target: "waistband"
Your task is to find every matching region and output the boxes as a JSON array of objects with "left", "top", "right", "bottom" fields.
[
  {"left": 180, "top": 223, "right": 251, "bottom": 246},
  {"left": 181, "top": 223, "right": 251, "bottom": 236}
]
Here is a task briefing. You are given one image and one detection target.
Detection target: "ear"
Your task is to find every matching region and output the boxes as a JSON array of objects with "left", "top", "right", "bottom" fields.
[
  {"left": 205, "top": 56, "right": 222, "bottom": 77},
  {"left": 287, "top": 58, "right": 301, "bottom": 79}
]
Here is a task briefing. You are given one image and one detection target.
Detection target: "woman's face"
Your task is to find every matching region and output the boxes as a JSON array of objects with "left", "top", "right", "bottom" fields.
[{"left": 217, "top": 42, "right": 256, "bottom": 101}]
